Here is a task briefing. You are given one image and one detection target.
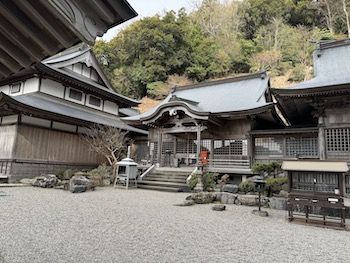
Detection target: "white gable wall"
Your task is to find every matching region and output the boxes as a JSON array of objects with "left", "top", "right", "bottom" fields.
[
  {"left": 0, "top": 78, "right": 40, "bottom": 96},
  {"left": 0, "top": 84, "right": 10, "bottom": 95},
  {"left": 41, "top": 79, "right": 65, "bottom": 98},
  {"left": 104, "top": 100, "right": 119, "bottom": 115},
  {"left": 23, "top": 78, "right": 40, "bottom": 93}
]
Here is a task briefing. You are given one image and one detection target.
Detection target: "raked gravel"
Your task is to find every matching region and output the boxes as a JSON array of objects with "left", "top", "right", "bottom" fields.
[{"left": 0, "top": 186, "right": 349, "bottom": 263}]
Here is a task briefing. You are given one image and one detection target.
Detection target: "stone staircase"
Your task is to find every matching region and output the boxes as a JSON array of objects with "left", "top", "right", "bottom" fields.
[{"left": 137, "top": 167, "right": 193, "bottom": 192}]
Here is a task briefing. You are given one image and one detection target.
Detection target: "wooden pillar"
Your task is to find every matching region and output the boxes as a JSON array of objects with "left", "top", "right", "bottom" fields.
[
  {"left": 318, "top": 116, "right": 326, "bottom": 160},
  {"left": 157, "top": 129, "right": 162, "bottom": 166},
  {"left": 247, "top": 134, "right": 254, "bottom": 167},
  {"left": 196, "top": 124, "right": 201, "bottom": 164}
]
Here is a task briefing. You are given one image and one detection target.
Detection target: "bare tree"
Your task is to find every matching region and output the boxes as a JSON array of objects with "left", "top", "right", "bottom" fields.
[
  {"left": 342, "top": 0, "right": 350, "bottom": 37},
  {"left": 315, "top": 0, "right": 342, "bottom": 35},
  {"left": 81, "top": 124, "right": 131, "bottom": 178}
]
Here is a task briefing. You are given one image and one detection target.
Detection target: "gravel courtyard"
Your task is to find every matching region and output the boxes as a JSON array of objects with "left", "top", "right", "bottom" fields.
[{"left": 0, "top": 186, "right": 349, "bottom": 263}]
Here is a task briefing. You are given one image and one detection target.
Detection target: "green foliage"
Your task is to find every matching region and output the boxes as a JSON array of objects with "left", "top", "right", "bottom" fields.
[
  {"left": 146, "top": 81, "right": 167, "bottom": 99},
  {"left": 86, "top": 164, "right": 112, "bottom": 186},
  {"left": 202, "top": 172, "right": 218, "bottom": 191},
  {"left": 93, "top": 0, "right": 349, "bottom": 99},
  {"left": 265, "top": 177, "right": 288, "bottom": 187},
  {"left": 188, "top": 172, "right": 218, "bottom": 191},
  {"left": 57, "top": 169, "right": 77, "bottom": 181},
  {"left": 188, "top": 173, "right": 199, "bottom": 189},
  {"left": 265, "top": 177, "right": 288, "bottom": 195},
  {"left": 252, "top": 161, "right": 282, "bottom": 178},
  {"left": 239, "top": 180, "right": 255, "bottom": 193}
]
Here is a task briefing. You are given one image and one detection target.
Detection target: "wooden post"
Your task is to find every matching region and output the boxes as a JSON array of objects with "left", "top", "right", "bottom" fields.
[
  {"left": 318, "top": 116, "right": 326, "bottom": 160},
  {"left": 196, "top": 123, "right": 201, "bottom": 164},
  {"left": 157, "top": 129, "right": 162, "bottom": 166}
]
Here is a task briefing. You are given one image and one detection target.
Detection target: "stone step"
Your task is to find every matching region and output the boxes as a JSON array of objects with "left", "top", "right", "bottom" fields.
[
  {"left": 145, "top": 174, "right": 189, "bottom": 180},
  {"left": 140, "top": 177, "right": 187, "bottom": 183},
  {"left": 136, "top": 184, "right": 183, "bottom": 192},
  {"left": 137, "top": 180, "right": 191, "bottom": 192}
]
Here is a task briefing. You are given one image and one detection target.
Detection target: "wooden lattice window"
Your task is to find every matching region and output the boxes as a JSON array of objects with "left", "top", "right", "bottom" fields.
[
  {"left": 10, "top": 83, "right": 21, "bottom": 94},
  {"left": 326, "top": 128, "right": 350, "bottom": 152},
  {"left": 291, "top": 171, "right": 339, "bottom": 193},
  {"left": 255, "top": 137, "right": 283, "bottom": 156},
  {"left": 286, "top": 136, "right": 318, "bottom": 157},
  {"left": 213, "top": 140, "right": 247, "bottom": 156},
  {"left": 68, "top": 88, "right": 83, "bottom": 101},
  {"left": 149, "top": 142, "right": 158, "bottom": 162},
  {"left": 200, "top": 139, "right": 211, "bottom": 152},
  {"left": 88, "top": 95, "right": 101, "bottom": 107},
  {"left": 162, "top": 141, "right": 174, "bottom": 154},
  {"left": 176, "top": 140, "right": 197, "bottom": 154}
]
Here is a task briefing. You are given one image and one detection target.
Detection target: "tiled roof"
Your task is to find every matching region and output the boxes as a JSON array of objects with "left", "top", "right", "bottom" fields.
[
  {"left": 276, "top": 39, "right": 350, "bottom": 91},
  {"left": 125, "top": 73, "right": 273, "bottom": 121},
  {"left": 1, "top": 92, "right": 147, "bottom": 135}
]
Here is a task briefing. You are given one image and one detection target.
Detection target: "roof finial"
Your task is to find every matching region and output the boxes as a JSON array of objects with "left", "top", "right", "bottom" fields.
[{"left": 171, "top": 85, "right": 177, "bottom": 93}]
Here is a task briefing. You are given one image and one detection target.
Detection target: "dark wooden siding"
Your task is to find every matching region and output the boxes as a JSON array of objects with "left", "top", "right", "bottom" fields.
[{"left": 14, "top": 125, "right": 104, "bottom": 164}]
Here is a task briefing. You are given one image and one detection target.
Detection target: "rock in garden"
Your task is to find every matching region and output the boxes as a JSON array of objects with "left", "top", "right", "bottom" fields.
[
  {"left": 212, "top": 204, "right": 226, "bottom": 211},
  {"left": 278, "top": 190, "right": 288, "bottom": 197},
  {"left": 174, "top": 200, "right": 195, "bottom": 206},
  {"left": 68, "top": 175, "right": 95, "bottom": 193},
  {"left": 222, "top": 184, "right": 239, "bottom": 193},
  {"left": 191, "top": 193, "right": 215, "bottom": 204},
  {"left": 237, "top": 194, "right": 259, "bottom": 206},
  {"left": 220, "top": 193, "right": 238, "bottom": 204},
  {"left": 252, "top": 209, "right": 269, "bottom": 217},
  {"left": 19, "top": 178, "right": 36, "bottom": 185},
  {"left": 269, "top": 197, "right": 287, "bottom": 210},
  {"left": 33, "top": 174, "right": 61, "bottom": 188}
]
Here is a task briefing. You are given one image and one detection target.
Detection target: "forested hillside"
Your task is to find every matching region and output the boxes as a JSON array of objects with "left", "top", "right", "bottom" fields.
[{"left": 93, "top": 0, "right": 350, "bottom": 100}]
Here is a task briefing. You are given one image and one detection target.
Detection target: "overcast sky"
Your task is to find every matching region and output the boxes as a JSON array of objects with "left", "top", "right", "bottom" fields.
[{"left": 101, "top": 0, "right": 200, "bottom": 41}]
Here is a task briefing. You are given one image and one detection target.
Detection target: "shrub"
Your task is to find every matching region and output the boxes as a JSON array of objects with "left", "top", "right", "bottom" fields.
[
  {"left": 86, "top": 164, "right": 112, "bottom": 186},
  {"left": 188, "top": 173, "right": 199, "bottom": 189},
  {"left": 265, "top": 177, "right": 288, "bottom": 195},
  {"left": 57, "top": 169, "right": 77, "bottom": 181},
  {"left": 188, "top": 172, "right": 218, "bottom": 191},
  {"left": 252, "top": 161, "right": 281, "bottom": 178},
  {"left": 239, "top": 180, "right": 255, "bottom": 193},
  {"left": 265, "top": 177, "right": 288, "bottom": 187}
]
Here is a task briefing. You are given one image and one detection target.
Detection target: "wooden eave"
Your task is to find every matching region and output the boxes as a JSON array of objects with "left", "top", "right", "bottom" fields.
[
  {"left": 271, "top": 83, "right": 350, "bottom": 98},
  {"left": 140, "top": 101, "right": 210, "bottom": 123},
  {"left": 250, "top": 126, "right": 318, "bottom": 136},
  {"left": 215, "top": 104, "right": 275, "bottom": 119},
  {"left": 0, "top": 0, "right": 137, "bottom": 80}
]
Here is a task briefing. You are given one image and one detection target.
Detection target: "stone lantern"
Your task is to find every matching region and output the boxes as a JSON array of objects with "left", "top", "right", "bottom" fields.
[{"left": 113, "top": 157, "right": 138, "bottom": 190}]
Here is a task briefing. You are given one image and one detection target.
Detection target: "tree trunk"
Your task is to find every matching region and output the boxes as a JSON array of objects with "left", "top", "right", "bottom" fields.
[{"left": 343, "top": 0, "right": 350, "bottom": 38}]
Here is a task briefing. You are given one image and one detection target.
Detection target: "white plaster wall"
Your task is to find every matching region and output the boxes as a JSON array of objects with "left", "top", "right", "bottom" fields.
[
  {"left": 82, "top": 65, "right": 90, "bottom": 78},
  {"left": 325, "top": 108, "right": 350, "bottom": 126},
  {"left": 52, "top": 122, "right": 77, "bottom": 133},
  {"left": 23, "top": 78, "right": 39, "bottom": 94},
  {"left": 72, "top": 63, "right": 82, "bottom": 74},
  {"left": 2, "top": 115, "right": 18, "bottom": 124},
  {"left": 103, "top": 100, "right": 119, "bottom": 115},
  {"left": 41, "top": 79, "right": 65, "bottom": 98},
  {"left": 22, "top": 116, "right": 51, "bottom": 128},
  {"left": 90, "top": 70, "right": 98, "bottom": 81},
  {"left": 0, "top": 84, "right": 10, "bottom": 95}
]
